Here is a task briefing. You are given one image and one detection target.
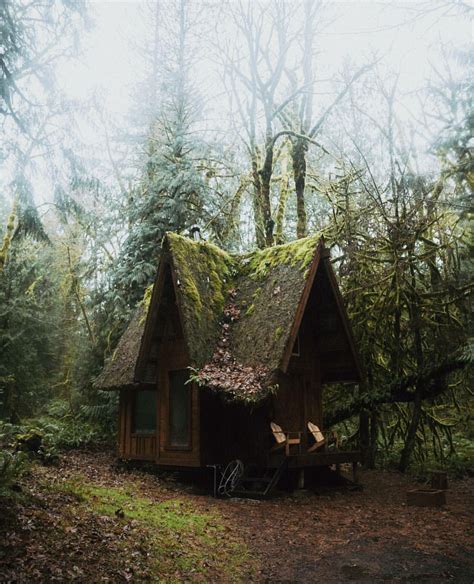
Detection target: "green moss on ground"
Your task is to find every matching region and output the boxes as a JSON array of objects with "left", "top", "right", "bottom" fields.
[
  {"left": 65, "top": 481, "right": 254, "bottom": 582},
  {"left": 252, "top": 287, "right": 262, "bottom": 299}
]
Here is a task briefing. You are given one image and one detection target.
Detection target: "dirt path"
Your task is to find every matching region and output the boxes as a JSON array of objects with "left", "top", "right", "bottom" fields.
[
  {"left": 1, "top": 450, "right": 473, "bottom": 583},
  {"left": 219, "top": 470, "right": 474, "bottom": 583}
]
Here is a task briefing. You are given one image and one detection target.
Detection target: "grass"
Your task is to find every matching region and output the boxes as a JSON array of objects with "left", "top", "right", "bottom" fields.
[{"left": 64, "top": 480, "right": 255, "bottom": 582}]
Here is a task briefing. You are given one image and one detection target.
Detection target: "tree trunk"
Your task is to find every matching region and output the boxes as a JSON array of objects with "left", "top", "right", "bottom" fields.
[
  {"left": 323, "top": 351, "right": 469, "bottom": 427},
  {"left": 275, "top": 148, "right": 290, "bottom": 244},
  {"left": 291, "top": 138, "right": 308, "bottom": 239},
  {"left": 251, "top": 155, "right": 266, "bottom": 249},
  {"left": 368, "top": 408, "right": 378, "bottom": 469},
  {"left": 359, "top": 409, "right": 370, "bottom": 465},
  {"left": 260, "top": 137, "right": 275, "bottom": 247},
  {"left": 398, "top": 258, "right": 424, "bottom": 472},
  {"left": 0, "top": 201, "right": 16, "bottom": 274},
  {"left": 398, "top": 388, "right": 423, "bottom": 472}
]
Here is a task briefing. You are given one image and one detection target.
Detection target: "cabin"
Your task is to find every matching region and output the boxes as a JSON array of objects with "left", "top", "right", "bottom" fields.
[{"left": 94, "top": 232, "right": 363, "bottom": 482}]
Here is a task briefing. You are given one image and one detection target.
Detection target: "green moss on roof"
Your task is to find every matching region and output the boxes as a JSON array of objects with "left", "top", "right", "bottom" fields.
[
  {"left": 240, "top": 234, "right": 319, "bottom": 280},
  {"left": 274, "top": 326, "right": 283, "bottom": 340},
  {"left": 93, "top": 304, "right": 147, "bottom": 390},
  {"left": 231, "top": 235, "right": 321, "bottom": 373},
  {"left": 141, "top": 284, "right": 154, "bottom": 323},
  {"left": 166, "top": 232, "right": 237, "bottom": 367},
  {"left": 96, "top": 232, "right": 327, "bottom": 401}
]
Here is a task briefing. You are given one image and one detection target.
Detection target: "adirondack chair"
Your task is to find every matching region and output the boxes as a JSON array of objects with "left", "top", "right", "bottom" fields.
[
  {"left": 270, "top": 422, "right": 301, "bottom": 456},
  {"left": 307, "top": 421, "right": 327, "bottom": 453},
  {"left": 307, "top": 422, "right": 340, "bottom": 452}
]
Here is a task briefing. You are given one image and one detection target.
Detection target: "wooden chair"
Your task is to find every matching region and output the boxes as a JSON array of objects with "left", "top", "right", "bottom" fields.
[
  {"left": 307, "top": 421, "right": 327, "bottom": 453},
  {"left": 307, "top": 422, "right": 340, "bottom": 453},
  {"left": 270, "top": 422, "right": 301, "bottom": 456}
]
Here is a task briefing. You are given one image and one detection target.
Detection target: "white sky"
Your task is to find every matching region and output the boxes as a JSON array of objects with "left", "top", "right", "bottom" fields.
[
  {"left": 1, "top": 0, "right": 470, "bottom": 216},
  {"left": 59, "top": 0, "right": 472, "bottom": 120}
]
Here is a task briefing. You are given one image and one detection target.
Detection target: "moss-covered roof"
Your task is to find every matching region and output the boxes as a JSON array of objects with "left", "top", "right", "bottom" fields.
[
  {"left": 165, "top": 232, "right": 237, "bottom": 367},
  {"left": 95, "top": 232, "right": 346, "bottom": 401},
  {"left": 232, "top": 235, "right": 319, "bottom": 372},
  {"left": 93, "top": 304, "right": 147, "bottom": 391}
]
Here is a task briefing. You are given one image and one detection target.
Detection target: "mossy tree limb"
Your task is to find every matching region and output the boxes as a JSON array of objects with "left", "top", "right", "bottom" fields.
[
  {"left": 275, "top": 143, "right": 291, "bottom": 245},
  {"left": 0, "top": 200, "right": 17, "bottom": 274},
  {"left": 324, "top": 349, "right": 471, "bottom": 428}
]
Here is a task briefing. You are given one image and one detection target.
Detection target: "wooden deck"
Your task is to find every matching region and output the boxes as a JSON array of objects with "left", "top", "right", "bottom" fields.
[
  {"left": 268, "top": 449, "right": 362, "bottom": 469},
  {"left": 230, "top": 449, "right": 364, "bottom": 497}
]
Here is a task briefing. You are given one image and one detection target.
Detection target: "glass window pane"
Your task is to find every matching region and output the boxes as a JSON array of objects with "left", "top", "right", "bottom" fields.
[
  {"left": 133, "top": 390, "right": 157, "bottom": 434},
  {"left": 169, "top": 370, "right": 191, "bottom": 448}
]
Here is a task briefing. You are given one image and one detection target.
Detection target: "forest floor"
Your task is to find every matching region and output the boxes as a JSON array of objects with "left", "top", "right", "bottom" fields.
[{"left": 0, "top": 450, "right": 473, "bottom": 583}]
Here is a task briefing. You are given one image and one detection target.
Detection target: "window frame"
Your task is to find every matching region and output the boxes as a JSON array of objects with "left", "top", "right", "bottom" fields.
[
  {"left": 166, "top": 369, "right": 193, "bottom": 451},
  {"left": 131, "top": 388, "right": 158, "bottom": 436}
]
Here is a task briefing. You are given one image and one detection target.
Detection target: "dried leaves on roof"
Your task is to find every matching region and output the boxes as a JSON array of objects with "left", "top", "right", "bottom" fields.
[
  {"left": 96, "top": 232, "right": 323, "bottom": 402},
  {"left": 196, "top": 290, "right": 274, "bottom": 403}
]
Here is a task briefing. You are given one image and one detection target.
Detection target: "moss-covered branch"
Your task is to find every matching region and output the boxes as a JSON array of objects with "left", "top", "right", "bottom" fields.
[
  {"left": 0, "top": 201, "right": 17, "bottom": 274},
  {"left": 324, "top": 348, "right": 472, "bottom": 427}
]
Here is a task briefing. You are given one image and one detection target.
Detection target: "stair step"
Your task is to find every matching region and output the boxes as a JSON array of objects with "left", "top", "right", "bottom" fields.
[{"left": 231, "top": 458, "right": 288, "bottom": 500}]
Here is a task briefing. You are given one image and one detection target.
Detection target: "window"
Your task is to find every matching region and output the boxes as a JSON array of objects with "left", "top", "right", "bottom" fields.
[
  {"left": 168, "top": 369, "right": 191, "bottom": 448},
  {"left": 133, "top": 390, "right": 157, "bottom": 434}
]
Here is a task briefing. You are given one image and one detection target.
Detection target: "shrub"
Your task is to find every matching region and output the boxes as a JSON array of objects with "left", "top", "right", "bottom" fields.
[{"left": 0, "top": 450, "right": 29, "bottom": 493}]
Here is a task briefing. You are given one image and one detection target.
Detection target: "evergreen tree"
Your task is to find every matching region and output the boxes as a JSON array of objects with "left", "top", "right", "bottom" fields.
[{"left": 114, "top": 0, "right": 210, "bottom": 308}]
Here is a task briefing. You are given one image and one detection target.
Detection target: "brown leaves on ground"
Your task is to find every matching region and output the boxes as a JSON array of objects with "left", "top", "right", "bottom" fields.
[
  {"left": 0, "top": 478, "right": 152, "bottom": 582},
  {"left": 219, "top": 468, "right": 474, "bottom": 583},
  {"left": 1, "top": 451, "right": 473, "bottom": 583}
]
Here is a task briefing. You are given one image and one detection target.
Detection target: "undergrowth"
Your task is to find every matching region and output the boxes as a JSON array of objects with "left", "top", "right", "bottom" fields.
[
  {"left": 0, "top": 398, "right": 116, "bottom": 492},
  {"left": 64, "top": 480, "right": 255, "bottom": 581}
]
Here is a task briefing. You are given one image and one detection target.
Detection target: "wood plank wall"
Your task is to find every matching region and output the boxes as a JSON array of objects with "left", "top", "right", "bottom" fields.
[
  {"left": 117, "top": 264, "right": 201, "bottom": 467},
  {"left": 118, "top": 388, "right": 157, "bottom": 460},
  {"left": 157, "top": 342, "right": 201, "bottom": 468}
]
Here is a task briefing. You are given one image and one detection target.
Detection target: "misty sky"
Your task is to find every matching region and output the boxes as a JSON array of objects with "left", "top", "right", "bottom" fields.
[
  {"left": 60, "top": 1, "right": 471, "bottom": 119},
  {"left": 2, "top": 0, "right": 471, "bottom": 214}
]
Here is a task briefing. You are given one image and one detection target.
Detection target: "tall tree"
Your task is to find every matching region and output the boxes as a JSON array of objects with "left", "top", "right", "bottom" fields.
[{"left": 114, "top": 0, "right": 211, "bottom": 307}]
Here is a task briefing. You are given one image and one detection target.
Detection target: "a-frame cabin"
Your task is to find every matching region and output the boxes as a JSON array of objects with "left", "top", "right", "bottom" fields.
[{"left": 94, "top": 233, "right": 362, "bottom": 472}]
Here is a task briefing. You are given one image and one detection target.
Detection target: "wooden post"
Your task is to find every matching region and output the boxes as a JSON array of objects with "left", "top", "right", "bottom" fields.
[
  {"left": 431, "top": 470, "right": 448, "bottom": 490},
  {"left": 298, "top": 469, "right": 305, "bottom": 489},
  {"left": 352, "top": 461, "right": 358, "bottom": 484}
]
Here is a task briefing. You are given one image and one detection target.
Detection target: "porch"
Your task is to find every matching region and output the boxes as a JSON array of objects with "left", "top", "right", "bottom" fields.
[
  {"left": 231, "top": 449, "right": 362, "bottom": 499},
  {"left": 268, "top": 449, "right": 362, "bottom": 469}
]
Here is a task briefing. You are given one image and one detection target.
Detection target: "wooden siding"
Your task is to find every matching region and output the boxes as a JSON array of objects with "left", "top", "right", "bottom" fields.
[
  {"left": 117, "top": 263, "right": 200, "bottom": 467},
  {"left": 200, "top": 390, "right": 270, "bottom": 466},
  {"left": 156, "top": 337, "right": 200, "bottom": 467},
  {"left": 314, "top": 260, "right": 362, "bottom": 382},
  {"left": 272, "top": 306, "right": 322, "bottom": 451},
  {"left": 118, "top": 388, "right": 157, "bottom": 460}
]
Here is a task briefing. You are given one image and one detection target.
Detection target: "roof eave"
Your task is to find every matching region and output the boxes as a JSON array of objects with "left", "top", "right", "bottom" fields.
[
  {"left": 321, "top": 253, "right": 365, "bottom": 383},
  {"left": 279, "top": 239, "right": 325, "bottom": 374}
]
